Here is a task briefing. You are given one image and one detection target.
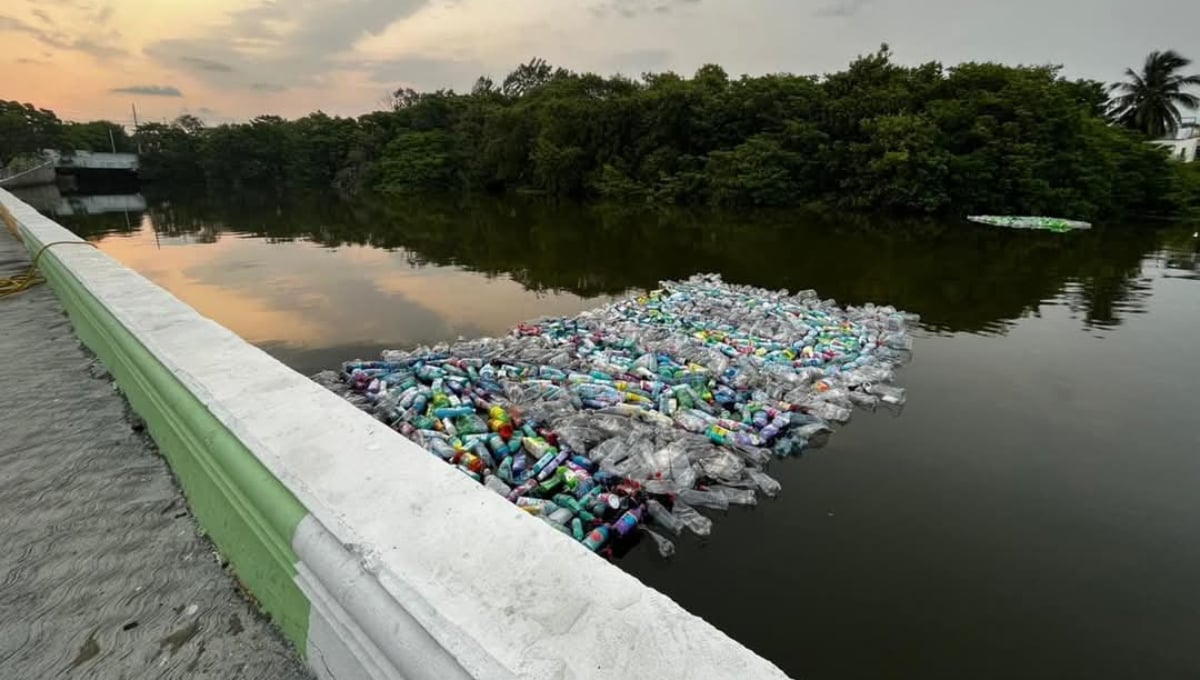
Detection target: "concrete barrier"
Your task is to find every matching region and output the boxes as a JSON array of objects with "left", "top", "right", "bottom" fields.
[{"left": 0, "top": 188, "right": 792, "bottom": 680}]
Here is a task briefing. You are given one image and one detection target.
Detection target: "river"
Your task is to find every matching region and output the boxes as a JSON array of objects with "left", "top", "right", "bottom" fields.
[{"left": 26, "top": 186, "right": 1200, "bottom": 679}]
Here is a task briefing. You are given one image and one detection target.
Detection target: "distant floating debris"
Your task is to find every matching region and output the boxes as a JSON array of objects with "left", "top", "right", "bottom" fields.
[{"left": 967, "top": 215, "right": 1092, "bottom": 232}]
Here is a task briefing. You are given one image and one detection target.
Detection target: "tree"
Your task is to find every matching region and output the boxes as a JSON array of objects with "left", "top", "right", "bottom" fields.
[
  {"left": 389, "top": 87, "right": 422, "bottom": 110},
  {"left": 174, "top": 114, "right": 206, "bottom": 135},
  {"left": 43, "top": 51, "right": 1196, "bottom": 218},
  {"left": 0, "top": 100, "right": 62, "bottom": 165},
  {"left": 60, "top": 121, "right": 132, "bottom": 153},
  {"left": 1109, "top": 50, "right": 1200, "bottom": 138},
  {"left": 502, "top": 58, "right": 556, "bottom": 97}
]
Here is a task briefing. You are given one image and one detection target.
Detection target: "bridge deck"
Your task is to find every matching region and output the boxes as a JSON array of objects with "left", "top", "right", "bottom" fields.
[{"left": 0, "top": 230, "right": 310, "bottom": 679}]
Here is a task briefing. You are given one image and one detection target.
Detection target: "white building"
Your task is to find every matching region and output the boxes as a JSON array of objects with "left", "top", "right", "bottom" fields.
[{"left": 1151, "top": 120, "right": 1199, "bottom": 162}]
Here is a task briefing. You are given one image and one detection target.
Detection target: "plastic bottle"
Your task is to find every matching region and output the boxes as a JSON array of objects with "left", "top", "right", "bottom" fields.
[
  {"left": 748, "top": 469, "right": 782, "bottom": 497},
  {"left": 548, "top": 507, "right": 575, "bottom": 525},
  {"left": 529, "top": 449, "right": 558, "bottom": 478},
  {"left": 433, "top": 405, "right": 474, "bottom": 419},
  {"left": 868, "top": 383, "right": 907, "bottom": 406},
  {"left": 645, "top": 499, "right": 684, "bottom": 535},
  {"left": 508, "top": 453, "right": 528, "bottom": 479},
  {"left": 538, "top": 467, "right": 567, "bottom": 494},
  {"left": 678, "top": 488, "right": 729, "bottom": 511},
  {"left": 536, "top": 449, "right": 570, "bottom": 481},
  {"left": 612, "top": 506, "right": 644, "bottom": 538},
  {"left": 523, "top": 437, "right": 554, "bottom": 459},
  {"left": 715, "top": 486, "right": 758, "bottom": 506},
  {"left": 642, "top": 526, "right": 676, "bottom": 558},
  {"left": 453, "top": 450, "right": 485, "bottom": 474},
  {"left": 582, "top": 525, "right": 611, "bottom": 551},
  {"left": 473, "top": 441, "right": 496, "bottom": 470},
  {"left": 426, "top": 439, "right": 457, "bottom": 461},
  {"left": 515, "top": 497, "right": 560, "bottom": 516},
  {"left": 487, "top": 433, "right": 508, "bottom": 458},
  {"left": 589, "top": 492, "right": 623, "bottom": 516},
  {"left": 506, "top": 479, "right": 538, "bottom": 502},
  {"left": 671, "top": 501, "right": 713, "bottom": 537},
  {"left": 484, "top": 475, "right": 512, "bottom": 496}
]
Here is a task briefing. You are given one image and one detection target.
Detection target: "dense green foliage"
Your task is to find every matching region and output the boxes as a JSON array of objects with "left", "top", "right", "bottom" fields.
[
  {"left": 0, "top": 101, "right": 63, "bottom": 166},
  {"left": 7, "top": 48, "right": 1199, "bottom": 219},
  {"left": 0, "top": 100, "right": 134, "bottom": 166},
  {"left": 1110, "top": 50, "right": 1200, "bottom": 138}
]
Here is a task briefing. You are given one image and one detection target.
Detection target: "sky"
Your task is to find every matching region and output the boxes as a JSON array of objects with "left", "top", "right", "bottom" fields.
[{"left": 1, "top": 0, "right": 1198, "bottom": 125}]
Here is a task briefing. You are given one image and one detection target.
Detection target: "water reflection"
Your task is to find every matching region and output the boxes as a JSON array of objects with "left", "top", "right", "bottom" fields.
[
  {"left": 27, "top": 186, "right": 1194, "bottom": 353},
  {"left": 1159, "top": 230, "right": 1200, "bottom": 280},
  {"left": 126, "top": 189, "right": 1176, "bottom": 334}
]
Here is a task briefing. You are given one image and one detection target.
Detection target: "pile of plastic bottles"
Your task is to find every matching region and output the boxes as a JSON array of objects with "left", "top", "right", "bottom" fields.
[{"left": 324, "top": 275, "right": 917, "bottom": 559}]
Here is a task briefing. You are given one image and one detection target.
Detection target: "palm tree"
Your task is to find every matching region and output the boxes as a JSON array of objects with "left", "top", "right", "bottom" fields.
[{"left": 1109, "top": 50, "right": 1200, "bottom": 138}]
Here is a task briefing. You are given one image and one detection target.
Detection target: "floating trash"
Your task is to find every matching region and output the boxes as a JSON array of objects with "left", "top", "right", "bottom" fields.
[
  {"left": 318, "top": 275, "right": 917, "bottom": 559},
  {"left": 967, "top": 215, "right": 1093, "bottom": 232}
]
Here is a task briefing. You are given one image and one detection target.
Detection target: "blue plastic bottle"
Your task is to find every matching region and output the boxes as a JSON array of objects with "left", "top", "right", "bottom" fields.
[{"left": 582, "top": 525, "right": 611, "bottom": 551}]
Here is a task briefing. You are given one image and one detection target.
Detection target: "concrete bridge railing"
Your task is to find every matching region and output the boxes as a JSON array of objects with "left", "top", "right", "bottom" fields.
[{"left": 0, "top": 187, "right": 791, "bottom": 680}]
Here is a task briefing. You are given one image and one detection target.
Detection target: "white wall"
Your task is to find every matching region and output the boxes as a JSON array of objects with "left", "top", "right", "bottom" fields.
[{"left": 1151, "top": 136, "right": 1199, "bottom": 163}]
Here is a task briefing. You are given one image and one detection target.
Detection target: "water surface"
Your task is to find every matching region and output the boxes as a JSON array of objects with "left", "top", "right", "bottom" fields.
[{"left": 31, "top": 187, "right": 1200, "bottom": 679}]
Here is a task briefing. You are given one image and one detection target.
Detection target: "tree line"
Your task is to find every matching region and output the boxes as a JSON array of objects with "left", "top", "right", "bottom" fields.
[{"left": 4, "top": 47, "right": 1199, "bottom": 219}]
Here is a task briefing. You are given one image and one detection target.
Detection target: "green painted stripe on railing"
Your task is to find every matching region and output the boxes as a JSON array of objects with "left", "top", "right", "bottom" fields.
[{"left": 9, "top": 215, "right": 312, "bottom": 652}]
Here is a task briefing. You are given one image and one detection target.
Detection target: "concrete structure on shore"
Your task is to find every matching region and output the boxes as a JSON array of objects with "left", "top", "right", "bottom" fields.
[
  {"left": 0, "top": 150, "right": 139, "bottom": 190},
  {"left": 1151, "top": 121, "right": 1199, "bottom": 163},
  {"left": 0, "top": 187, "right": 792, "bottom": 680}
]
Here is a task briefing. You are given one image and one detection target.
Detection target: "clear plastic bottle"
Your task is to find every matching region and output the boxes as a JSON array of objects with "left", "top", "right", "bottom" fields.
[
  {"left": 671, "top": 501, "right": 713, "bottom": 537},
  {"left": 748, "top": 469, "right": 782, "bottom": 497},
  {"left": 868, "top": 383, "right": 907, "bottom": 406},
  {"left": 678, "top": 488, "right": 729, "bottom": 511},
  {"left": 715, "top": 486, "right": 758, "bottom": 506},
  {"left": 642, "top": 527, "right": 676, "bottom": 558},
  {"left": 483, "top": 475, "right": 512, "bottom": 496}
]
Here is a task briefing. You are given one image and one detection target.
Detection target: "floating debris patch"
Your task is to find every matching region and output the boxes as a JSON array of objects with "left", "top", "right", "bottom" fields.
[
  {"left": 319, "top": 275, "right": 917, "bottom": 559},
  {"left": 967, "top": 215, "right": 1093, "bottom": 232}
]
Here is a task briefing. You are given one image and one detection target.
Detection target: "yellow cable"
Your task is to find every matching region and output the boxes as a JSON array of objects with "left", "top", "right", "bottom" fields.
[{"left": 1, "top": 206, "right": 98, "bottom": 299}]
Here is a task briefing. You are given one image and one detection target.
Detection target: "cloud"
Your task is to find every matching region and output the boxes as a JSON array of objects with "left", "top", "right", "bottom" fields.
[
  {"left": 94, "top": 5, "right": 114, "bottom": 25},
  {"left": 196, "top": 107, "right": 217, "bottom": 115},
  {"left": 110, "top": 85, "right": 183, "bottom": 97},
  {"left": 31, "top": 9, "right": 52, "bottom": 24},
  {"left": 0, "top": 14, "right": 47, "bottom": 37},
  {"left": 15, "top": 57, "right": 47, "bottom": 64},
  {"left": 366, "top": 56, "right": 486, "bottom": 90},
  {"left": 146, "top": 0, "right": 433, "bottom": 91},
  {"left": 72, "top": 37, "right": 126, "bottom": 59},
  {"left": 608, "top": 48, "right": 672, "bottom": 75},
  {"left": 814, "top": 0, "right": 874, "bottom": 18},
  {"left": 180, "top": 56, "right": 234, "bottom": 72},
  {"left": 591, "top": 0, "right": 700, "bottom": 19},
  {"left": 0, "top": 13, "right": 125, "bottom": 59}
]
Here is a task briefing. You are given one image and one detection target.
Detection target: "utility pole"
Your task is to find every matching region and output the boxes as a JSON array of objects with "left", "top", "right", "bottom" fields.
[
  {"left": 131, "top": 103, "right": 142, "bottom": 154},
  {"left": 108, "top": 127, "right": 117, "bottom": 153}
]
